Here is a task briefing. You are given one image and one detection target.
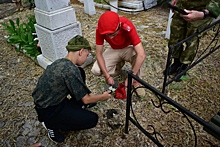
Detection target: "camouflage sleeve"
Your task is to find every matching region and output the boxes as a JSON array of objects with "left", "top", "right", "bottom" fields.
[
  {"left": 206, "top": 0, "right": 220, "bottom": 18},
  {"left": 65, "top": 65, "right": 91, "bottom": 102}
]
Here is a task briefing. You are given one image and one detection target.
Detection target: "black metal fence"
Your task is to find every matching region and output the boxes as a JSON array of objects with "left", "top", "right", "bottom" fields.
[
  {"left": 125, "top": 19, "right": 220, "bottom": 146},
  {"left": 163, "top": 19, "right": 220, "bottom": 93}
]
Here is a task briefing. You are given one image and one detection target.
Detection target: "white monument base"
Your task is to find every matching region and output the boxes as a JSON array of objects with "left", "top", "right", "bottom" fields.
[
  {"left": 35, "top": 22, "right": 82, "bottom": 62},
  {"left": 34, "top": 0, "right": 71, "bottom": 12},
  {"left": 34, "top": 0, "right": 82, "bottom": 69},
  {"left": 34, "top": 6, "right": 76, "bottom": 30},
  {"left": 83, "top": 0, "right": 96, "bottom": 15},
  {"left": 37, "top": 53, "right": 94, "bottom": 69},
  {"left": 143, "top": 0, "right": 157, "bottom": 10},
  {"left": 37, "top": 54, "right": 53, "bottom": 69},
  {"left": 120, "top": 1, "right": 143, "bottom": 9}
]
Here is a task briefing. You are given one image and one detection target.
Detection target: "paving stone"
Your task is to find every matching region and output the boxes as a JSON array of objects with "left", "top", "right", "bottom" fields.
[
  {"left": 16, "top": 136, "right": 26, "bottom": 147},
  {"left": 0, "top": 121, "right": 5, "bottom": 128}
]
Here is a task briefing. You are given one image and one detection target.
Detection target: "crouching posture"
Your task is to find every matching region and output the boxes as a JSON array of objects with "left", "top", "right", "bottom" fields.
[
  {"left": 32, "top": 35, "right": 111, "bottom": 143},
  {"left": 91, "top": 11, "right": 146, "bottom": 97}
]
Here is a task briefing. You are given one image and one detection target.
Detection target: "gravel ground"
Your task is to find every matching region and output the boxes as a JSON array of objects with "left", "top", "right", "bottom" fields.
[{"left": 0, "top": 1, "right": 220, "bottom": 147}]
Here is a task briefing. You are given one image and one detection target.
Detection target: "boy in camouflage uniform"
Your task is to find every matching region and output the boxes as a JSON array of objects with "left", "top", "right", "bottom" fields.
[
  {"left": 167, "top": 0, "right": 220, "bottom": 76},
  {"left": 32, "top": 35, "right": 111, "bottom": 143}
]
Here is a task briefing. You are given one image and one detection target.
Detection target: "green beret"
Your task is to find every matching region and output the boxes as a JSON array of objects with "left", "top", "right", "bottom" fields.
[{"left": 66, "top": 35, "right": 91, "bottom": 52}]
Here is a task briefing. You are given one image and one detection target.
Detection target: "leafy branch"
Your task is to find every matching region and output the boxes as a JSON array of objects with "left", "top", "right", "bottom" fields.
[{"left": 2, "top": 15, "right": 40, "bottom": 61}]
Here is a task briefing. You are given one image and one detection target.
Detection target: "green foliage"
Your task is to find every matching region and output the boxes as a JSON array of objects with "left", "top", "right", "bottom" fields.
[
  {"left": 169, "top": 105, "right": 178, "bottom": 111},
  {"left": 22, "top": 0, "right": 35, "bottom": 5},
  {"left": 180, "top": 75, "right": 190, "bottom": 81},
  {"left": 2, "top": 15, "right": 40, "bottom": 61},
  {"left": 190, "top": 80, "right": 195, "bottom": 86},
  {"left": 94, "top": 0, "right": 109, "bottom": 4},
  {"left": 170, "top": 83, "right": 181, "bottom": 90}
]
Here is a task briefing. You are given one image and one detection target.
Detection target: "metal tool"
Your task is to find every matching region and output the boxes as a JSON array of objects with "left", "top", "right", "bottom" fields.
[{"left": 108, "top": 86, "right": 116, "bottom": 94}]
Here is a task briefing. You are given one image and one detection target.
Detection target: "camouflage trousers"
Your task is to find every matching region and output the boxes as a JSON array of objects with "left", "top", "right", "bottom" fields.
[{"left": 168, "top": 13, "right": 213, "bottom": 64}]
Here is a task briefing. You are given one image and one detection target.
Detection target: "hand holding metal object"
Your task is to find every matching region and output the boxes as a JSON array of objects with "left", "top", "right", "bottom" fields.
[{"left": 108, "top": 86, "right": 116, "bottom": 94}]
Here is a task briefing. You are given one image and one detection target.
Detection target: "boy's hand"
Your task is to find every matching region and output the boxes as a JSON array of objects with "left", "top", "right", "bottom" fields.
[{"left": 102, "top": 90, "right": 112, "bottom": 100}]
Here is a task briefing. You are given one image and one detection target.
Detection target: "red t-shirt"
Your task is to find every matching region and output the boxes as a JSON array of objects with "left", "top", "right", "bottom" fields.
[{"left": 96, "top": 17, "right": 141, "bottom": 49}]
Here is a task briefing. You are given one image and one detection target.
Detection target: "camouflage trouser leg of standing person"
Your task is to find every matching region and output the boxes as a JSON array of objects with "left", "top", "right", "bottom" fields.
[{"left": 169, "top": 13, "right": 213, "bottom": 64}]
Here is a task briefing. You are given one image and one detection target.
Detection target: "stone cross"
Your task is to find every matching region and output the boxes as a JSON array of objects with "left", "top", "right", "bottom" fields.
[{"left": 34, "top": 0, "right": 82, "bottom": 69}]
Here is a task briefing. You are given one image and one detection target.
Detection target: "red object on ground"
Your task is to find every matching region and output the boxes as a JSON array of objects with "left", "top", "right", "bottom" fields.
[{"left": 114, "top": 83, "right": 127, "bottom": 99}]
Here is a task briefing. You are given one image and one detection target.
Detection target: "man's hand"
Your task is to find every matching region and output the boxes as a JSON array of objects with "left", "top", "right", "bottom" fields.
[
  {"left": 172, "top": 0, "right": 178, "bottom": 6},
  {"left": 181, "top": 9, "right": 205, "bottom": 21},
  {"left": 124, "top": 78, "right": 128, "bottom": 87},
  {"left": 106, "top": 76, "right": 114, "bottom": 86}
]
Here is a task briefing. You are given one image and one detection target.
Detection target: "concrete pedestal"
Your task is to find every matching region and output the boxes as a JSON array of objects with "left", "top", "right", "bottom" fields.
[
  {"left": 83, "top": 0, "right": 96, "bottom": 15},
  {"left": 34, "top": 6, "right": 76, "bottom": 30},
  {"left": 143, "top": 0, "right": 157, "bottom": 10},
  {"left": 34, "top": 0, "right": 82, "bottom": 69},
  {"left": 37, "top": 54, "right": 53, "bottom": 69},
  {"left": 35, "top": 22, "right": 82, "bottom": 62},
  {"left": 34, "top": 0, "right": 70, "bottom": 12}
]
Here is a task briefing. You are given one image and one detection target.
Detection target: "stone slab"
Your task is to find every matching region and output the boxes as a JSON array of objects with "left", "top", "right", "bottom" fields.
[
  {"left": 110, "top": 0, "right": 118, "bottom": 13},
  {"left": 143, "top": 0, "right": 157, "bottom": 10},
  {"left": 34, "top": 0, "right": 71, "bottom": 12},
  {"left": 120, "top": 1, "right": 143, "bottom": 9},
  {"left": 36, "top": 54, "right": 53, "bottom": 69},
  {"left": 83, "top": 0, "right": 96, "bottom": 15},
  {"left": 34, "top": 6, "right": 76, "bottom": 30},
  {"left": 35, "top": 22, "right": 82, "bottom": 62}
]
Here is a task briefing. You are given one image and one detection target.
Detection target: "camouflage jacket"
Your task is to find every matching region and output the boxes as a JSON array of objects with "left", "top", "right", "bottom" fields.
[
  {"left": 177, "top": 0, "right": 220, "bottom": 18},
  {"left": 32, "top": 58, "right": 91, "bottom": 109}
]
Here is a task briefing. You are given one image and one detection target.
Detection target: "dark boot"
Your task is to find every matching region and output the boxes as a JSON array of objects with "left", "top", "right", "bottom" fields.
[
  {"left": 175, "top": 64, "right": 188, "bottom": 82},
  {"left": 164, "top": 58, "right": 182, "bottom": 75},
  {"left": 180, "top": 64, "right": 188, "bottom": 71}
]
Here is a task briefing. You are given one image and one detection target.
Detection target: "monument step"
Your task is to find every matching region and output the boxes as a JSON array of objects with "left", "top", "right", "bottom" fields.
[{"left": 34, "top": 6, "right": 76, "bottom": 30}]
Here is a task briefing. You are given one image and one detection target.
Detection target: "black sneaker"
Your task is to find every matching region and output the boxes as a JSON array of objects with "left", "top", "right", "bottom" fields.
[{"left": 42, "top": 122, "right": 65, "bottom": 143}]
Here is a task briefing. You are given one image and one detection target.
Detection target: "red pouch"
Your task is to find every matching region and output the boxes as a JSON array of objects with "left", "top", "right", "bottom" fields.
[{"left": 114, "top": 83, "right": 127, "bottom": 99}]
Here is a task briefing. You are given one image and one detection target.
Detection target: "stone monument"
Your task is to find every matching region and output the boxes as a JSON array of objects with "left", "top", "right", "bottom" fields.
[
  {"left": 110, "top": 0, "right": 118, "bottom": 13},
  {"left": 34, "top": 0, "right": 82, "bottom": 69},
  {"left": 83, "top": 0, "right": 96, "bottom": 15},
  {"left": 143, "top": 0, "right": 157, "bottom": 10}
]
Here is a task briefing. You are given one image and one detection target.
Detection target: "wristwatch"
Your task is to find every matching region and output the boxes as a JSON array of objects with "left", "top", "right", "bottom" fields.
[{"left": 201, "top": 10, "right": 209, "bottom": 18}]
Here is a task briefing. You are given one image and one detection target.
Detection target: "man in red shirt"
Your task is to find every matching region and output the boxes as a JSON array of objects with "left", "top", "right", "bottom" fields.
[{"left": 91, "top": 11, "right": 146, "bottom": 97}]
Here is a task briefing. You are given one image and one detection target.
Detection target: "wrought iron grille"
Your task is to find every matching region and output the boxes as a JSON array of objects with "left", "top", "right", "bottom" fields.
[
  {"left": 125, "top": 19, "right": 220, "bottom": 146},
  {"left": 162, "top": 19, "right": 220, "bottom": 93},
  {"left": 125, "top": 71, "right": 220, "bottom": 146}
]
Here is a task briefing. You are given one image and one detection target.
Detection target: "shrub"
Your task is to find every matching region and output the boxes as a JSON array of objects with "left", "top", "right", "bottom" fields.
[{"left": 2, "top": 14, "right": 40, "bottom": 61}]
